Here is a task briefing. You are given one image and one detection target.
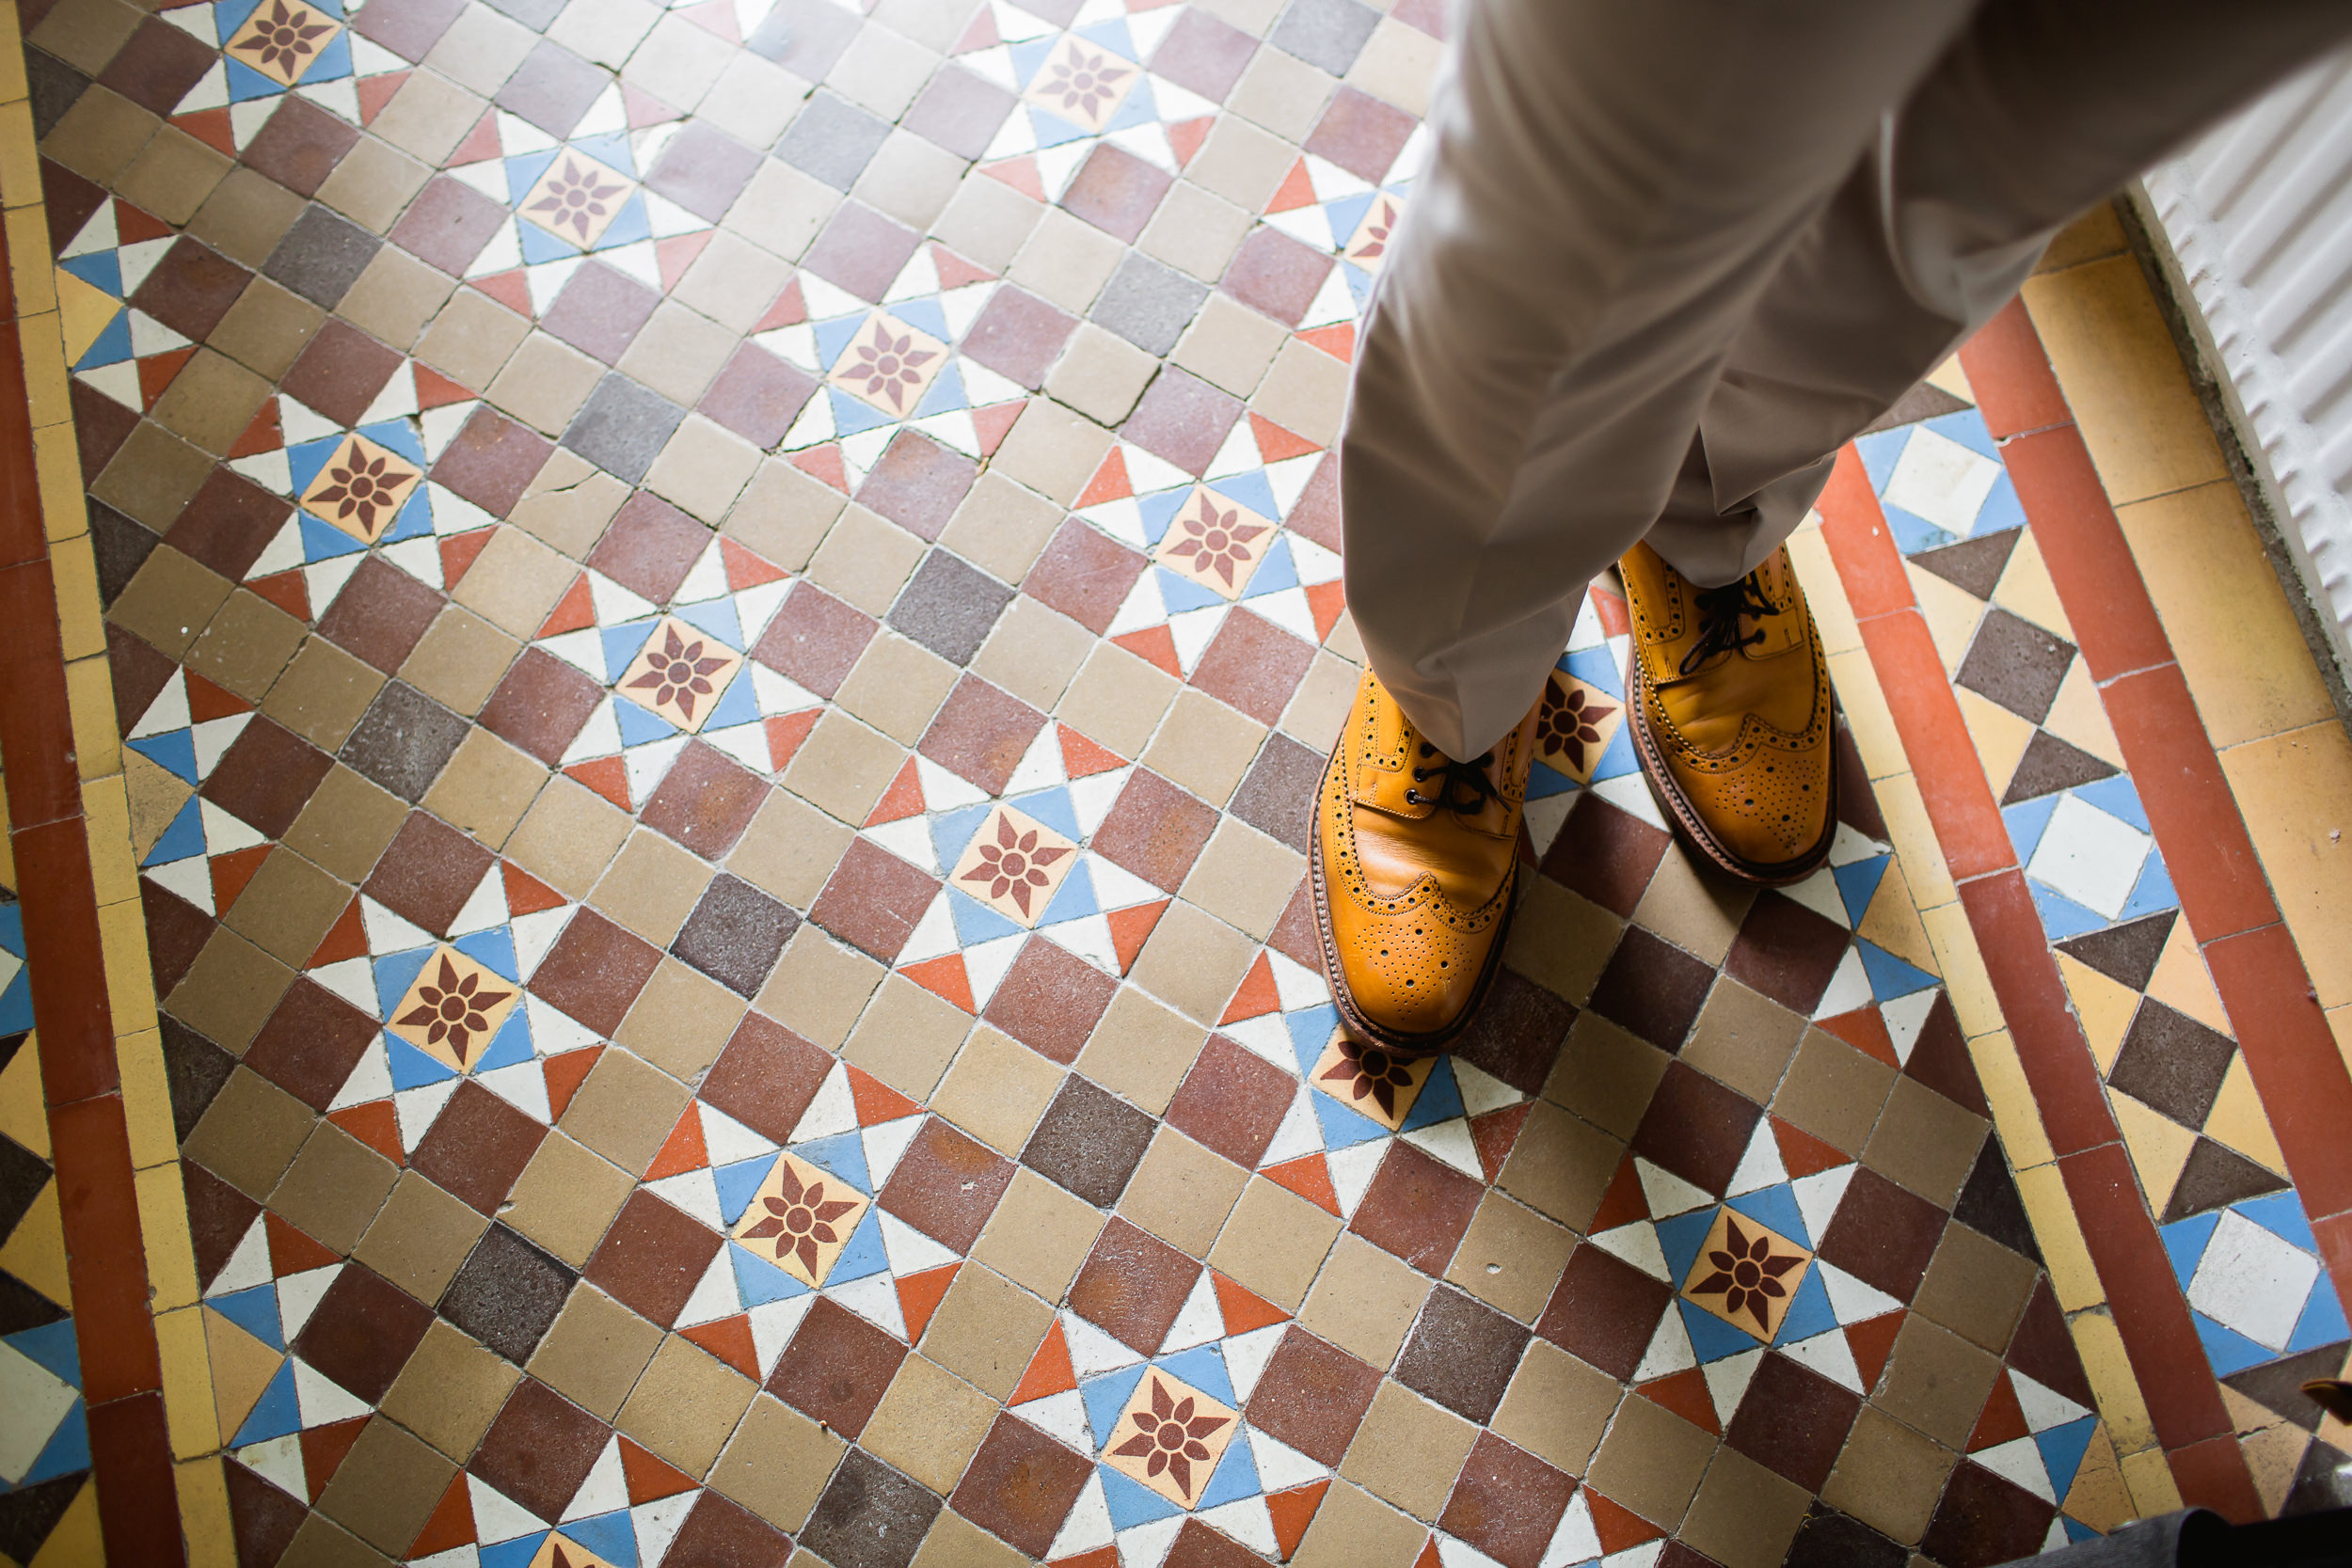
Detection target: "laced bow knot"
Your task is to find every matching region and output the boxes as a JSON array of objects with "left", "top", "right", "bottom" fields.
[
  {"left": 1406, "top": 741, "right": 1502, "bottom": 813},
  {"left": 1677, "top": 575, "right": 1778, "bottom": 676}
]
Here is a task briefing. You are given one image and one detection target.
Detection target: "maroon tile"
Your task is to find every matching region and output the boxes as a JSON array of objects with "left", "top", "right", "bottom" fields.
[
  {"left": 664, "top": 1492, "right": 793, "bottom": 1568},
  {"left": 469, "top": 1377, "right": 612, "bottom": 1521},
  {"left": 700, "top": 344, "right": 820, "bottom": 450},
  {"left": 810, "top": 839, "right": 940, "bottom": 963},
  {"left": 918, "top": 675, "right": 1048, "bottom": 796},
  {"left": 242, "top": 96, "right": 361, "bottom": 198},
  {"left": 224, "top": 1452, "right": 307, "bottom": 1567},
  {"left": 479, "top": 646, "right": 604, "bottom": 765},
  {"left": 431, "top": 407, "right": 556, "bottom": 516},
  {"left": 958, "top": 284, "right": 1077, "bottom": 390},
  {"left": 634, "top": 121, "right": 759, "bottom": 225},
  {"left": 700, "top": 1014, "right": 834, "bottom": 1145},
  {"left": 1723, "top": 893, "right": 1849, "bottom": 1015},
  {"left": 1189, "top": 609, "right": 1316, "bottom": 725},
  {"left": 1166, "top": 1033, "right": 1295, "bottom": 1168},
  {"left": 902, "top": 66, "right": 1017, "bottom": 161},
  {"left": 1816, "top": 1166, "right": 1947, "bottom": 1304},
  {"left": 74, "top": 381, "right": 141, "bottom": 483},
  {"left": 529, "top": 910, "right": 664, "bottom": 1037},
  {"left": 673, "top": 876, "right": 798, "bottom": 996},
  {"left": 802, "top": 1449, "right": 942, "bottom": 1568},
  {"left": 856, "top": 430, "right": 978, "bottom": 543},
  {"left": 1089, "top": 768, "right": 1217, "bottom": 894},
  {"left": 770, "top": 1296, "right": 907, "bottom": 1438},
  {"left": 130, "top": 238, "right": 251, "bottom": 341},
  {"left": 1588, "top": 927, "right": 1715, "bottom": 1051},
  {"left": 1122, "top": 368, "right": 1242, "bottom": 477},
  {"left": 1025, "top": 1075, "right": 1155, "bottom": 1207},
  {"left": 145, "top": 881, "right": 216, "bottom": 999},
  {"left": 1162, "top": 1520, "right": 1264, "bottom": 1568},
  {"left": 541, "top": 261, "right": 662, "bottom": 366},
  {"left": 1350, "top": 1142, "right": 1484, "bottom": 1275},
  {"left": 1022, "top": 518, "right": 1146, "bottom": 635},
  {"left": 983, "top": 935, "right": 1118, "bottom": 1065},
  {"left": 1724, "top": 1351, "right": 1862, "bottom": 1492},
  {"left": 1450, "top": 971, "right": 1573, "bottom": 1096},
  {"left": 1534, "top": 1243, "right": 1673, "bottom": 1382},
  {"left": 1439, "top": 1433, "right": 1576, "bottom": 1568},
  {"left": 317, "top": 555, "right": 445, "bottom": 673},
  {"left": 292, "top": 1264, "right": 435, "bottom": 1404},
  {"left": 1068, "top": 1216, "right": 1200, "bottom": 1354},
  {"left": 43, "top": 162, "right": 110, "bottom": 267},
  {"left": 200, "top": 717, "right": 332, "bottom": 837},
  {"left": 1540, "top": 793, "right": 1669, "bottom": 918},
  {"left": 349, "top": 0, "right": 466, "bottom": 60},
  {"left": 878, "top": 1116, "right": 1015, "bottom": 1253},
  {"left": 361, "top": 811, "right": 494, "bottom": 937},
  {"left": 1920, "top": 1461, "right": 2056, "bottom": 1568},
  {"left": 108, "top": 624, "right": 178, "bottom": 739},
  {"left": 1221, "top": 226, "right": 1334, "bottom": 328},
  {"left": 87, "top": 1394, "right": 185, "bottom": 1568},
  {"left": 584, "top": 1188, "right": 724, "bottom": 1326},
  {"left": 1903, "top": 991, "right": 1989, "bottom": 1116},
  {"left": 642, "top": 740, "right": 770, "bottom": 857},
  {"left": 750, "top": 580, "right": 878, "bottom": 699},
  {"left": 1227, "top": 731, "right": 1322, "bottom": 855},
  {"left": 803, "top": 202, "right": 923, "bottom": 304},
  {"left": 496, "top": 39, "right": 607, "bottom": 137},
  {"left": 1243, "top": 1326, "right": 1381, "bottom": 1466},
  {"left": 1394, "top": 1285, "right": 1531, "bottom": 1422},
  {"left": 242, "top": 979, "right": 376, "bottom": 1112},
  {"left": 2004, "top": 1277, "right": 2093, "bottom": 1407},
  {"left": 389, "top": 175, "right": 512, "bottom": 277},
  {"left": 1061, "top": 143, "right": 1172, "bottom": 244},
  {"left": 183, "top": 1154, "right": 262, "bottom": 1288},
  {"left": 952, "top": 1414, "right": 1092, "bottom": 1558},
  {"left": 409, "top": 1079, "right": 548, "bottom": 1215},
  {"left": 99, "top": 15, "right": 224, "bottom": 114},
  {"left": 165, "top": 468, "right": 294, "bottom": 581},
  {"left": 1148, "top": 8, "right": 1257, "bottom": 101},
  {"left": 1303, "top": 86, "right": 1417, "bottom": 182},
  {"left": 279, "top": 318, "right": 404, "bottom": 427},
  {"left": 584, "top": 494, "right": 716, "bottom": 610},
  {"left": 1630, "top": 1061, "right": 1760, "bottom": 1198}
]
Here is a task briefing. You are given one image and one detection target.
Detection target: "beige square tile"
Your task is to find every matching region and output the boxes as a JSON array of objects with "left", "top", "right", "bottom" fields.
[
  {"left": 614, "top": 958, "right": 747, "bottom": 1082},
  {"left": 1863, "top": 1075, "right": 1989, "bottom": 1209},
  {"left": 561, "top": 1047, "right": 692, "bottom": 1178},
  {"left": 1443, "top": 1191, "right": 1574, "bottom": 1323},
  {"left": 756, "top": 927, "right": 884, "bottom": 1048},
  {"left": 1177, "top": 819, "right": 1305, "bottom": 942},
  {"left": 727, "top": 151, "right": 839, "bottom": 260},
  {"left": 1771, "top": 1026, "right": 1897, "bottom": 1158},
  {"left": 708, "top": 1395, "right": 844, "bottom": 1531},
  {"left": 1184, "top": 119, "right": 1294, "bottom": 214},
  {"left": 528, "top": 1283, "right": 662, "bottom": 1420},
  {"left": 94, "top": 421, "right": 215, "bottom": 534},
  {"left": 1820, "top": 1406, "right": 1954, "bottom": 1546},
  {"left": 312, "top": 1414, "right": 454, "bottom": 1555},
  {"left": 835, "top": 633, "right": 961, "bottom": 745},
  {"left": 922, "top": 1262, "right": 1053, "bottom": 1401},
  {"left": 1076, "top": 986, "right": 1205, "bottom": 1116},
  {"left": 1878, "top": 1315, "right": 2003, "bottom": 1449},
  {"left": 2220, "top": 721, "right": 2352, "bottom": 1010},
  {"left": 1913, "top": 1220, "right": 2038, "bottom": 1354},
  {"left": 1291, "top": 1481, "right": 1425, "bottom": 1568},
  {"left": 1009, "top": 207, "right": 1123, "bottom": 312},
  {"left": 931, "top": 1025, "right": 1063, "bottom": 1155},
  {"left": 1498, "top": 1100, "right": 1620, "bottom": 1232},
  {"left": 150, "top": 347, "right": 270, "bottom": 452},
  {"left": 284, "top": 766, "right": 406, "bottom": 886},
  {"left": 1140, "top": 689, "right": 1266, "bottom": 808},
  {"left": 1057, "top": 642, "right": 1180, "bottom": 759},
  {"left": 1046, "top": 322, "right": 1158, "bottom": 425},
  {"left": 720, "top": 792, "right": 845, "bottom": 912},
  {"left": 114, "top": 125, "right": 231, "bottom": 227},
  {"left": 486, "top": 330, "right": 602, "bottom": 436},
  {"left": 508, "top": 450, "right": 627, "bottom": 560},
  {"left": 415, "top": 731, "right": 546, "bottom": 854},
  {"left": 453, "top": 527, "right": 577, "bottom": 640},
  {"left": 318, "top": 136, "right": 432, "bottom": 233},
  {"left": 972, "top": 1166, "right": 1104, "bottom": 1300},
  {"left": 674, "top": 231, "right": 793, "bottom": 333},
  {"left": 618, "top": 298, "right": 740, "bottom": 407},
  {"left": 339, "top": 245, "right": 455, "bottom": 353},
  {"left": 1346, "top": 15, "right": 1440, "bottom": 115},
  {"left": 168, "top": 930, "right": 294, "bottom": 1055},
  {"left": 990, "top": 400, "right": 1114, "bottom": 507},
  {"left": 1341, "top": 1380, "right": 1478, "bottom": 1521},
  {"left": 371, "top": 68, "right": 487, "bottom": 164},
  {"left": 416, "top": 286, "right": 530, "bottom": 390},
  {"left": 221, "top": 847, "right": 349, "bottom": 968},
  {"left": 725, "top": 458, "right": 849, "bottom": 574},
  {"left": 971, "top": 596, "right": 1092, "bottom": 712},
  {"left": 1208, "top": 1175, "right": 1341, "bottom": 1311},
  {"left": 502, "top": 1132, "right": 636, "bottom": 1268},
  {"left": 541, "top": 0, "right": 656, "bottom": 69},
  {"left": 1118, "top": 1126, "right": 1248, "bottom": 1258},
  {"left": 205, "top": 273, "right": 323, "bottom": 375},
  {"left": 646, "top": 414, "right": 764, "bottom": 524},
  {"left": 354, "top": 1172, "right": 486, "bottom": 1304},
  {"left": 864, "top": 1356, "right": 997, "bottom": 1496},
  {"left": 1502, "top": 879, "right": 1619, "bottom": 1010},
  {"left": 941, "top": 470, "right": 1063, "bottom": 588},
  {"left": 270, "top": 1121, "right": 399, "bottom": 1254},
  {"left": 379, "top": 1320, "right": 518, "bottom": 1460},
  {"left": 1252, "top": 335, "right": 1350, "bottom": 449},
  {"left": 1299, "top": 1232, "right": 1431, "bottom": 1371},
  {"left": 842, "top": 973, "right": 971, "bottom": 1100},
  {"left": 31, "top": 0, "right": 143, "bottom": 78},
  {"left": 1171, "top": 289, "right": 1288, "bottom": 397},
  {"left": 400, "top": 605, "right": 520, "bottom": 716},
  {"left": 931, "top": 173, "right": 1043, "bottom": 274},
  {"left": 506, "top": 773, "right": 631, "bottom": 900},
  {"left": 262, "top": 636, "right": 384, "bottom": 752},
  {"left": 618, "top": 1335, "right": 759, "bottom": 1478},
  {"left": 1584, "top": 1390, "right": 1713, "bottom": 1529},
  {"left": 1128, "top": 901, "right": 1256, "bottom": 1025},
  {"left": 1490, "top": 1338, "right": 1619, "bottom": 1478},
  {"left": 592, "top": 828, "right": 713, "bottom": 945},
  {"left": 804, "top": 505, "right": 927, "bottom": 616},
  {"left": 911, "top": 1509, "right": 1028, "bottom": 1568},
  {"left": 854, "top": 129, "right": 964, "bottom": 231},
  {"left": 186, "top": 591, "right": 306, "bottom": 703},
  {"left": 1632, "top": 847, "right": 1755, "bottom": 966},
  {"left": 1683, "top": 978, "right": 1804, "bottom": 1106},
  {"left": 1679, "top": 1445, "right": 1811, "bottom": 1568}
]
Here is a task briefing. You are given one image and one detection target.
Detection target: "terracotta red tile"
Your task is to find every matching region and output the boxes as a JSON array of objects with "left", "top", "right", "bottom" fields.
[
  {"left": 960, "top": 285, "right": 1079, "bottom": 392},
  {"left": 1244, "top": 1326, "right": 1381, "bottom": 1467},
  {"left": 811, "top": 839, "right": 941, "bottom": 963},
  {"left": 803, "top": 202, "right": 923, "bottom": 304},
  {"left": 1589, "top": 927, "right": 1715, "bottom": 1053},
  {"left": 86, "top": 1391, "right": 184, "bottom": 1568},
  {"left": 1998, "top": 428, "right": 2173, "bottom": 681},
  {"left": 479, "top": 646, "right": 605, "bottom": 765},
  {"left": 410, "top": 1080, "right": 549, "bottom": 1215},
  {"left": 1190, "top": 610, "right": 1314, "bottom": 725},
  {"left": 469, "top": 1377, "right": 612, "bottom": 1520},
  {"left": 1439, "top": 1433, "right": 1575, "bottom": 1568},
  {"left": 919, "top": 675, "right": 1048, "bottom": 796},
  {"left": 280, "top": 318, "right": 405, "bottom": 427},
  {"left": 2165, "top": 1434, "right": 2265, "bottom": 1526},
  {"left": 294, "top": 1263, "right": 436, "bottom": 1403},
  {"left": 1090, "top": 768, "right": 1217, "bottom": 894},
  {"left": 644, "top": 121, "right": 764, "bottom": 224},
  {"left": 242, "top": 95, "right": 362, "bottom": 198},
  {"left": 530, "top": 910, "right": 664, "bottom": 1036},
  {"left": 430, "top": 407, "right": 557, "bottom": 518},
  {"left": 362, "top": 811, "right": 494, "bottom": 936},
  {"left": 752, "top": 580, "right": 878, "bottom": 699},
  {"left": 542, "top": 261, "right": 662, "bottom": 366},
  {"left": 16, "top": 818, "right": 118, "bottom": 1103},
  {"left": 857, "top": 431, "right": 979, "bottom": 543},
  {"left": 770, "top": 1297, "right": 908, "bottom": 1437},
  {"left": 2100, "top": 665, "right": 2278, "bottom": 942},
  {"left": 349, "top": 0, "right": 466, "bottom": 60},
  {"left": 1302, "top": 87, "right": 1416, "bottom": 183},
  {"left": 700, "top": 1014, "right": 834, "bottom": 1145},
  {"left": 700, "top": 344, "right": 820, "bottom": 450},
  {"left": 1534, "top": 1243, "right": 1672, "bottom": 1382},
  {"left": 317, "top": 555, "right": 446, "bottom": 672},
  {"left": 1148, "top": 7, "right": 1258, "bottom": 101},
  {"left": 1123, "top": 368, "right": 1243, "bottom": 478},
  {"left": 98, "top": 13, "right": 220, "bottom": 113},
  {"left": 642, "top": 740, "right": 770, "bottom": 857},
  {"left": 585, "top": 1189, "right": 725, "bottom": 1326},
  {"left": 1858, "top": 610, "right": 2015, "bottom": 879},
  {"left": 2205, "top": 924, "right": 2352, "bottom": 1218},
  {"left": 243, "top": 980, "right": 378, "bottom": 1112},
  {"left": 1350, "top": 1142, "right": 1484, "bottom": 1275},
  {"left": 50, "top": 1096, "right": 161, "bottom": 1401},
  {"left": 1221, "top": 226, "right": 1334, "bottom": 328},
  {"left": 952, "top": 1414, "right": 1092, "bottom": 1557},
  {"left": 1061, "top": 143, "right": 1173, "bottom": 244},
  {"left": 1816, "top": 1167, "right": 1947, "bottom": 1306},
  {"left": 130, "top": 238, "right": 251, "bottom": 341},
  {"left": 0, "top": 568, "right": 74, "bottom": 826},
  {"left": 983, "top": 935, "right": 1118, "bottom": 1065},
  {"left": 1023, "top": 519, "right": 1147, "bottom": 635},
  {"left": 1956, "top": 871, "right": 2118, "bottom": 1156},
  {"left": 879, "top": 1116, "right": 1015, "bottom": 1253},
  {"left": 1954, "top": 297, "right": 2071, "bottom": 440},
  {"left": 1811, "top": 447, "right": 1916, "bottom": 624},
  {"left": 1166, "top": 1032, "right": 1295, "bottom": 1168},
  {"left": 165, "top": 467, "right": 294, "bottom": 581},
  {"left": 201, "top": 717, "right": 334, "bottom": 837},
  {"left": 665, "top": 1491, "right": 793, "bottom": 1568}
]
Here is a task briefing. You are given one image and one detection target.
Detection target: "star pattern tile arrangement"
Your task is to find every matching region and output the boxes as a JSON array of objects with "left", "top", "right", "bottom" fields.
[{"left": 8, "top": 0, "right": 2350, "bottom": 1560}]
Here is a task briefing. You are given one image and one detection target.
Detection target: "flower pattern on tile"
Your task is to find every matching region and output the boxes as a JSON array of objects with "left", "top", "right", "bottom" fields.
[
  {"left": 1342, "top": 194, "right": 1401, "bottom": 270},
  {"left": 528, "top": 1532, "right": 625, "bottom": 1568},
  {"left": 387, "top": 947, "right": 519, "bottom": 1072},
  {"left": 297, "top": 431, "right": 423, "bottom": 546},
  {"left": 1680, "top": 1208, "right": 1811, "bottom": 1338},
  {"left": 827, "top": 310, "right": 951, "bottom": 417},
  {"left": 172, "top": 0, "right": 354, "bottom": 108},
  {"left": 519, "top": 152, "right": 638, "bottom": 248},
  {"left": 732, "top": 1151, "right": 872, "bottom": 1289},
  {"left": 1534, "top": 669, "right": 1622, "bottom": 781},
  {"left": 1152, "top": 486, "right": 1272, "bottom": 599},
  {"left": 952, "top": 806, "right": 1076, "bottom": 924},
  {"left": 618, "top": 616, "right": 745, "bottom": 732},
  {"left": 226, "top": 0, "right": 340, "bottom": 85},
  {"left": 1309, "top": 1033, "right": 1434, "bottom": 1131},
  {"left": 1022, "top": 36, "right": 1137, "bottom": 132},
  {"left": 1107, "top": 1370, "right": 1239, "bottom": 1507}
]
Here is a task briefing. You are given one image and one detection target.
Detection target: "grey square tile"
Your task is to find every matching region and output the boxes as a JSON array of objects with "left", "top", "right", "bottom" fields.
[
  {"left": 264, "top": 203, "right": 383, "bottom": 309},
  {"left": 778, "top": 89, "right": 894, "bottom": 192},
  {"left": 1268, "top": 0, "right": 1378, "bottom": 75},
  {"left": 888, "top": 549, "right": 1012, "bottom": 666},
  {"left": 439, "top": 1224, "right": 578, "bottom": 1364},
  {"left": 562, "top": 373, "right": 689, "bottom": 484},
  {"left": 341, "top": 681, "right": 469, "bottom": 802},
  {"left": 673, "top": 874, "right": 801, "bottom": 996},
  {"left": 1091, "top": 249, "right": 1209, "bottom": 357}
]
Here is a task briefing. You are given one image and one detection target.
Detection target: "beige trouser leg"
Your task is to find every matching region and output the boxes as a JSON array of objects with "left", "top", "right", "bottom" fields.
[{"left": 1342, "top": 0, "right": 2352, "bottom": 761}]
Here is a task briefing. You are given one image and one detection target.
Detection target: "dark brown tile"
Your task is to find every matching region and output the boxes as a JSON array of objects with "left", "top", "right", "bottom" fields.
[
  {"left": 642, "top": 740, "right": 769, "bottom": 858},
  {"left": 1588, "top": 927, "right": 1715, "bottom": 1051},
  {"left": 810, "top": 838, "right": 941, "bottom": 963},
  {"left": 438, "top": 1224, "right": 576, "bottom": 1365},
  {"left": 959, "top": 284, "right": 1077, "bottom": 391},
  {"left": 1024, "top": 1075, "right": 1154, "bottom": 1207},
  {"left": 1903, "top": 991, "right": 1989, "bottom": 1117},
  {"left": 803, "top": 201, "right": 922, "bottom": 304},
  {"left": 431, "top": 406, "right": 556, "bottom": 519},
  {"left": 891, "top": 549, "right": 1013, "bottom": 666},
  {"left": 879, "top": 1117, "right": 1015, "bottom": 1253},
  {"left": 479, "top": 646, "right": 604, "bottom": 765},
  {"left": 1540, "top": 793, "right": 1670, "bottom": 918},
  {"left": 1954, "top": 608, "right": 2075, "bottom": 726},
  {"left": 857, "top": 431, "right": 977, "bottom": 544},
  {"left": 952, "top": 1414, "right": 1092, "bottom": 1558},
  {"left": 1724, "top": 1351, "right": 1862, "bottom": 1492},
  {"left": 769, "top": 1296, "right": 907, "bottom": 1438},
  {"left": 279, "top": 318, "right": 403, "bottom": 427},
  {"left": 166, "top": 467, "right": 294, "bottom": 581},
  {"left": 699, "top": 343, "right": 819, "bottom": 450},
  {"left": 410, "top": 1079, "right": 548, "bottom": 1216},
  {"left": 243, "top": 979, "right": 376, "bottom": 1112},
  {"left": 1630, "top": 1061, "right": 1760, "bottom": 1198},
  {"left": 264, "top": 203, "right": 381, "bottom": 308},
  {"left": 800, "top": 1449, "right": 941, "bottom": 1568},
  {"left": 529, "top": 910, "right": 665, "bottom": 1037},
  {"left": 918, "top": 675, "right": 1047, "bottom": 797},
  {"left": 341, "top": 681, "right": 469, "bottom": 802},
  {"left": 665, "top": 1492, "right": 793, "bottom": 1568},
  {"left": 1089, "top": 768, "right": 1216, "bottom": 894},
  {"left": 1439, "top": 1433, "right": 1576, "bottom": 1568},
  {"left": 1394, "top": 1285, "right": 1530, "bottom": 1422},
  {"left": 1061, "top": 142, "right": 1172, "bottom": 244},
  {"left": 700, "top": 1014, "right": 834, "bottom": 1145},
  {"left": 1121, "top": 368, "right": 1241, "bottom": 478},
  {"left": 541, "top": 261, "right": 662, "bottom": 366},
  {"left": 242, "top": 95, "right": 360, "bottom": 198},
  {"left": 1534, "top": 1243, "right": 1672, "bottom": 1383},
  {"left": 293, "top": 1263, "right": 436, "bottom": 1404},
  {"left": 1244, "top": 1325, "right": 1380, "bottom": 1467},
  {"left": 1190, "top": 609, "right": 1316, "bottom": 725},
  {"left": 361, "top": 811, "right": 493, "bottom": 936},
  {"left": 1226, "top": 731, "right": 1321, "bottom": 855},
  {"left": 1723, "top": 892, "right": 1850, "bottom": 1016},
  {"left": 1816, "top": 1167, "right": 1947, "bottom": 1305},
  {"left": 583, "top": 1188, "right": 724, "bottom": 1326},
  {"left": 1451, "top": 970, "right": 1573, "bottom": 1097},
  {"left": 984, "top": 935, "right": 1118, "bottom": 1066},
  {"left": 1068, "top": 1216, "right": 1200, "bottom": 1354},
  {"left": 131, "top": 237, "right": 252, "bottom": 341},
  {"left": 201, "top": 717, "right": 333, "bottom": 837},
  {"left": 1022, "top": 518, "right": 1146, "bottom": 636},
  {"left": 1919, "top": 1460, "right": 2056, "bottom": 1568},
  {"left": 183, "top": 1160, "right": 261, "bottom": 1292},
  {"left": 674, "top": 875, "right": 799, "bottom": 997},
  {"left": 469, "top": 1376, "right": 611, "bottom": 1520},
  {"left": 2106, "top": 999, "right": 2235, "bottom": 1130}
]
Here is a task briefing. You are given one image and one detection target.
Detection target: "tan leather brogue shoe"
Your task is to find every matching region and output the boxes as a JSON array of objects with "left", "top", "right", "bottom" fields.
[
  {"left": 1311, "top": 671, "right": 1538, "bottom": 1053},
  {"left": 1619, "top": 541, "right": 1836, "bottom": 884}
]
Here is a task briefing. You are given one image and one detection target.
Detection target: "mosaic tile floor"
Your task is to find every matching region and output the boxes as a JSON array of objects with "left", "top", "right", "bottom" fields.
[{"left": 1, "top": 0, "right": 2349, "bottom": 1562}]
